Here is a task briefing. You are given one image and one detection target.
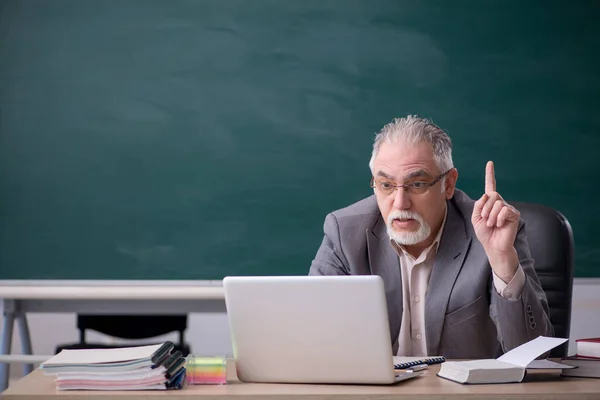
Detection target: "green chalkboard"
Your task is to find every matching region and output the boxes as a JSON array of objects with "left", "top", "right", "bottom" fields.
[{"left": 1, "top": 0, "right": 599, "bottom": 279}]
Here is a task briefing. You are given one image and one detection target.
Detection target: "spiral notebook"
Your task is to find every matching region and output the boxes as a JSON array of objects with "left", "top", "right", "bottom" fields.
[{"left": 393, "top": 356, "right": 445, "bottom": 369}]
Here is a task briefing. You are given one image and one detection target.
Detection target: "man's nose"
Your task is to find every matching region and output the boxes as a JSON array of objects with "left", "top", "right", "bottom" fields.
[{"left": 392, "top": 187, "right": 411, "bottom": 210}]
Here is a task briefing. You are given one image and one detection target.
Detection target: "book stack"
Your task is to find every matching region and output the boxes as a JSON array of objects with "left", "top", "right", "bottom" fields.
[
  {"left": 40, "top": 341, "right": 186, "bottom": 390},
  {"left": 561, "top": 337, "right": 600, "bottom": 379}
]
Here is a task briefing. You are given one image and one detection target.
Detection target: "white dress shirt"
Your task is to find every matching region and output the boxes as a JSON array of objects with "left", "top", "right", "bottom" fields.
[{"left": 390, "top": 208, "right": 526, "bottom": 356}]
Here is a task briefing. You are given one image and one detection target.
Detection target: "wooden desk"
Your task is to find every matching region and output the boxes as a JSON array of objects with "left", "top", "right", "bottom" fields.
[
  {"left": 0, "top": 280, "right": 226, "bottom": 392},
  {"left": 3, "top": 362, "right": 599, "bottom": 400}
]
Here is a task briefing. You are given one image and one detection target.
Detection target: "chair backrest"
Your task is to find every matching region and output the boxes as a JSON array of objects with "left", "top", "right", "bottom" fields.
[
  {"left": 77, "top": 315, "right": 189, "bottom": 353},
  {"left": 512, "top": 202, "right": 575, "bottom": 358}
]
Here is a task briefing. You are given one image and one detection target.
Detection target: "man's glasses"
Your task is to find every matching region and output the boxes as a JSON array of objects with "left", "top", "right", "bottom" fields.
[{"left": 370, "top": 169, "right": 451, "bottom": 196}]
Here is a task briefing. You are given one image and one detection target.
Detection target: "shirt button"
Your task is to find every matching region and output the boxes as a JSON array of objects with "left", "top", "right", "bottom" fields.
[
  {"left": 414, "top": 296, "right": 420, "bottom": 303},
  {"left": 415, "top": 333, "right": 422, "bottom": 340}
]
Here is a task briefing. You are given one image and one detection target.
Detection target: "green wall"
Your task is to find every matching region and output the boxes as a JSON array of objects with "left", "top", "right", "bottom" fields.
[{"left": 1, "top": 0, "right": 598, "bottom": 279}]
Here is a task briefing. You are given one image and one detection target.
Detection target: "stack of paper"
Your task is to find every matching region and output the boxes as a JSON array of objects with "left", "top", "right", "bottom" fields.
[
  {"left": 186, "top": 356, "right": 227, "bottom": 385},
  {"left": 40, "top": 342, "right": 186, "bottom": 390}
]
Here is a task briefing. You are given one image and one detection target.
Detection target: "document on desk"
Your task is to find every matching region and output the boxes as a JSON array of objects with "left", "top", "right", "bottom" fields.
[
  {"left": 40, "top": 342, "right": 186, "bottom": 390},
  {"left": 41, "top": 343, "right": 169, "bottom": 372},
  {"left": 437, "top": 336, "right": 569, "bottom": 384}
]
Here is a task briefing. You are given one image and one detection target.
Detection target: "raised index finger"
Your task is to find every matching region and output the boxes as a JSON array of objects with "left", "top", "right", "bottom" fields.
[{"left": 485, "top": 160, "right": 496, "bottom": 194}]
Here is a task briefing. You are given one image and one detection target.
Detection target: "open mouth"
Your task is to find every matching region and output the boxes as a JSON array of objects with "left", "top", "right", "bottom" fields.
[{"left": 392, "top": 218, "right": 416, "bottom": 228}]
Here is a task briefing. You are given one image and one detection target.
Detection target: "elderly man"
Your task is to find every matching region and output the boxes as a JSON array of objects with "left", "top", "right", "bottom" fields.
[{"left": 309, "top": 115, "right": 552, "bottom": 358}]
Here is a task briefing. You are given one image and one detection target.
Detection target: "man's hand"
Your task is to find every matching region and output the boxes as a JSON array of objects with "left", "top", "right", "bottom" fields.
[{"left": 471, "top": 161, "right": 520, "bottom": 283}]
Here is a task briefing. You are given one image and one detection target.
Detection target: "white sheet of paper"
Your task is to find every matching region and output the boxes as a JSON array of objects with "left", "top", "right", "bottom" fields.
[
  {"left": 43, "top": 343, "right": 163, "bottom": 365},
  {"left": 526, "top": 359, "right": 576, "bottom": 369},
  {"left": 497, "top": 336, "right": 568, "bottom": 368}
]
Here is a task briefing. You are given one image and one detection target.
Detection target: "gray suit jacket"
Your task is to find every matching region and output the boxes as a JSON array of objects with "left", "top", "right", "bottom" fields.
[{"left": 309, "top": 189, "right": 553, "bottom": 358}]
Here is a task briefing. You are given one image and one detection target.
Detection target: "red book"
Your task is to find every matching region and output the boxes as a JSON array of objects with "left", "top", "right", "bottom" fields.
[{"left": 576, "top": 338, "right": 600, "bottom": 359}]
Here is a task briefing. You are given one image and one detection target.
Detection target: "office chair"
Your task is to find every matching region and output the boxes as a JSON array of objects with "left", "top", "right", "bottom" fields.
[
  {"left": 55, "top": 315, "right": 191, "bottom": 356},
  {"left": 512, "top": 202, "right": 575, "bottom": 358}
]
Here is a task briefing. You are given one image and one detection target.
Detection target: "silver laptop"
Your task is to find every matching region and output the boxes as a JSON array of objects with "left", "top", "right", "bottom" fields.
[{"left": 223, "top": 275, "right": 423, "bottom": 385}]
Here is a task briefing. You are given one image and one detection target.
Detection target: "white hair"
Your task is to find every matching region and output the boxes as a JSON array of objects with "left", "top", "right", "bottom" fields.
[
  {"left": 386, "top": 210, "right": 431, "bottom": 245},
  {"left": 369, "top": 115, "right": 454, "bottom": 188}
]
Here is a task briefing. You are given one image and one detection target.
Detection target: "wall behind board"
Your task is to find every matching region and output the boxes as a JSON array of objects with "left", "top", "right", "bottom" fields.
[{"left": 1, "top": 0, "right": 599, "bottom": 279}]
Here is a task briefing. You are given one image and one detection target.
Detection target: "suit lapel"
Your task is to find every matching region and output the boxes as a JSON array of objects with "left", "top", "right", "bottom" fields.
[
  {"left": 425, "top": 201, "right": 472, "bottom": 356},
  {"left": 367, "top": 216, "right": 403, "bottom": 353}
]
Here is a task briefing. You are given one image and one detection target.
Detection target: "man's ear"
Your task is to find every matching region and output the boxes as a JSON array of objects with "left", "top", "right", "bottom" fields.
[{"left": 445, "top": 168, "right": 458, "bottom": 199}]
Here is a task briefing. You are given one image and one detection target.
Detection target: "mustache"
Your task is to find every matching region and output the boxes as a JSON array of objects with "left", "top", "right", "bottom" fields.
[{"left": 387, "top": 210, "right": 425, "bottom": 225}]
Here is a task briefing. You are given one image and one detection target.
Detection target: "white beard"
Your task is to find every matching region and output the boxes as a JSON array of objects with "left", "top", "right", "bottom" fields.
[{"left": 386, "top": 210, "right": 431, "bottom": 246}]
